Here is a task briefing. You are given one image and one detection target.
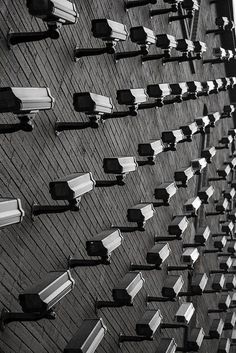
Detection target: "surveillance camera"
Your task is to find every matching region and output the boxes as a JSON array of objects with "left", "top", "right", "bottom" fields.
[
  {"left": 206, "top": 81, "right": 216, "bottom": 94},
  {"left": 217, "top": 165, "right": 231, "bottom": 178},
  {"left": 0, "top": 198, "right": 25, "bottom": 228},
  {"left": 212, "top": 274, "right": 225, "bottom": 291},
  {"left": 158, "top": 338, "right": 177, "bottom": 353},
  {"left": 225, "top": 274, "right": 236, "bottom": 290},
  {"left": 227, "top": 241, "right": 236, "bottom": 254},
  {"left": 146, "top": 243, "right": 171, "bottom": 267},
  {"left": 162, "top": 275, "right": 184, "bottom": 298},
  {"left": 0, "top": 87, "right": 55, "bottom": 115},
  {"left": 117, "top": 89, "right": 148, "bottom": 106},
  {"left": 127, "top": 203, "right": 155, "bottom": 226},
  {"left": 175, "top": 303, "right": 195, "bottom": 324},
  {"left": 174, "top": 166, "right": 194, "bottom": 187},
  {"left": 218, "top": 294, "right": 231, "bottom": 311},
  {"left": 138, "top": 139, "right": 164, "bottom": 157},
  {"left": 224, "top": 312, "right": 236, "bottom": 330},
  {"left": 161, "top": 129, "right": 184, "bottom": 145},
  {"left": 103, "top": 157, "right": 138, "bottom": 175},
  {"left": 155, "top": 34, "right": 177, "bottom": 49},
  {"left": 209, "top": 318, "right": 224, "bottom": 338},
  {"left": 176, "top": 39, "right": 194, "bottom": 53},
  {"left": 73, "top": 92, "right": 113, "bottom": 115},
  {"left": 216, "top": 198, "right": 229, "bottom": 213},
  {"left": 198, "top": 186, "right": 215, "bottom": 204},
  {"left": 147, "top": 83, "right": 172, "bottom": 100},
  {"left": 190, "top": 273, "right": 208, "bottom": 294},
  {"left": 180, "top": 122, "right": 198, "bottom": 139},
  {"left": 194, "top": 116, "right": 210, "bottom": 133},
  {"left": 91, "top": 19, "right": 128, "bottom": 42},
  {"left": 130, "top": 26, "right": 156, "bottom": 45},
  {"left": 214, "top": 236, "right": 227, "bottom": 251},
  {"left": 191, "top": 158, "right": 207, "bottom": 174},
  {"left": 154, "top": 182, "right": 177, "bottom": 204},
  {"left": 19, "top": 270, "right": 75, "bottom": 313},
  {"left": 194, "top": 226, "right": 211, "bottom": 244},
  {"left": 136, "top": 310, "right": 163, "bottom": 337},
  {"left": 27, "top": 0, "right": 79, "bottom": 24},
  {"left": 187, "top": 327, "right": 205, "bottom": 351},
  {"left": 217, "top": 338, "right": 231, "bottom": 353},
  {"left": 49, "top": 173, "right": 96, "bottom": 201},
  {"left": 201, "top": 147, "right": 216, "bottom": 164},
  {"left": 86, "top": 228, "right": 123, "bottom": 258},
  {"left": 181, "top": 248, "right": 199, "bottom": 265},
  {"left": 186, "top": 81, "right": 203, "bottom": 96},
  {"left": 208, "top": 112, "right": 221, "bottom": 127},
  {"left": 112, "top": 272, "right": 145, "bottom": 305},
  {"left": 219, "top": 257, "right": 232, "bottom": 271},
  {"left": 64, "top": 318, "right": 107, "bottom": 353},
  {"left": 193, "top": 41, "right": 207, "bottom": 54},
  {"left": 183, "top": 196, "right": 202, "bottom": 216},
  {"left": 221, "top": 221, "right": 234, "bottom": 234},
  {"left": 168, "top": 216, "right": 189, "bottom": 238}
]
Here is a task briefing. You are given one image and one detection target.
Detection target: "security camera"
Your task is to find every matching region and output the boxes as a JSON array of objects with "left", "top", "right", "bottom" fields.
[
  {"left": 168, "top": 83, "right": 189, "bottom": 102},
  {"left": 186, "top": 81, "right": 203, "bottom": 98},
  {"left": 0, "top": 87, "right": 55, "bottom": 134},
  {"left": 168, "top": 216, "right": 189, "bottom": 238},
  {"left": 180, "top": 122, "right": 198, "bottom": 141},
  {"left": 219, "top": 257, "right": 232, "bottom": 271},
  {"left": 194, "top": 116, "right": 210, "bottom": 133},
  {"left": 186, "top": 327, "right": 205, "bottom": 351},
  {"left": 222, "top": 105, "right": 235, "bottom": 118},
  {"left": 198, "top": 186, "right": 215, "bottom": 203},
  {"left": 146, "top": 83, "right": 172, "bottom": 107},
  {"left": 191, "top": 158, "right": 207, "bottom": 175},
  {"left": 201, "top": 81, "right": 215, "bottom": 95},
  {"left": 19, "top": 270, "right": 75, "bottom": 313},
  {"left": 162, "top": 275, "right": 184, "bottom": 298},
  {"left": 217, "top": 338, "right": 231, "bottom": 353},
  {"left": 222, "top": 187, "right": 236, "bottom": 201},
  {"left": 154, "top": 182, "right": 177, "bottom": 205},
  {"left": 217, "top": 165, "right": 231, "bottom": 179},
  {"left": 218, "top": 294, "right": 231, "bottom": 311},
  {"left": 193, "top": 41, "right": 207, "bottom": 57},
  {"left": 181, "top": 248, "right": 199, "bottom": 265},
  {"left": 64, "top": 319, "right": 107, "bottom": 353},
  {"left": 74, "top": 19, "right": 128, "bottom": 60},
  {"left": 214, "top": 236, "right": 227, "bottom": 251},
  {"left": 183, "top": 196, "right": 202, "bottom": 217},
  {"left": 208, "top": 318, "right": 224, "bottom": 339},
  {"left": 32, "top": 173, "right": 96, "bottom": 216},
  {"left": 224, "top": 312, "right": 236, "bottom": 330},
  {"left": 86, "top": 228, "right": 123, "bottom": 260},
  {"left": 146, "top": 243, "right": 171, "bottom": 267},
  {"left": 0, "top": 198, "right": 25, "bottom": 228},
  {"left": 175, "top": 303, "right": 195, "bottom": 324},
  {"left": 112, "top": 272, "right": 145, "bottom": 305},
  {"left": 190, "top": 273, "right": 208, "bottom": 295},
  {"left": 8, "top": 0, "right": 78, "bottom": 46},
  {"left": 174, "top": 166, "right": 194, "bottom": 188},
  {"left": 115, "top": 26, "right": 156, "bottom": 60},
  {"left": 201, "top": 146, "right": 216, "bottom": 163},
  {"left": 158, "top": 338, "right": 177, "bottom": 353},
  {"left": 161, "top": 129, "right": 185, "bottom": 151},
  {"left": 225, "top": 274, "right": 236, "bottom": 290},
  {"left": 212, "top": 274, "right": 225, "bottom": 291},
  {"left": 73, "top": 92, "right": 113, "bottom": 115},
  {"left": 138, "top": 139, "right": 164, "bottom": 160},
  {"left": 136, "top": 310, "right": 163, "bottom": 337},
  {"left": 117, "top": 89, "right": 148, "bottom": 111},
  {"left": 227, "top": 241, "right": 236, "bottom": 254},
  {"left": 208, "top": 112, "right": 221, "bottom": 127},
  {"left": 103, "top": 157, "right": 138, "bottom": 178},
  {"left": 127, "top": 203, "right": 155, "bottom": 229},
  {"left": 221, "top": 221, "right": 234, "bottom": 235}
]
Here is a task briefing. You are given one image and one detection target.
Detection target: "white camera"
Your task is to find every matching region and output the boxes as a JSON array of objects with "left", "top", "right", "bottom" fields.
[
  {"left": 112, "top": 272, "right": 145, "bottom": 305},
  {"left": 19, "top": 270, "right": 75, "bottom": 313},
  {"left": 175, "top": 303, "right": 195, "bottom": 324},
  {"left": 174, "top": 166, "right": 194, "bottom": 188},
  {"left": 190, "top": 273, "right": 208, "bottom": 294},
  {"left": 162, "top": 275, "right": 184, "bottom": 298},
  {"left": 183, "top": 196, "right": 202, "bottom": 216},
  {"left": 168, "top": 216, "right": 189, "bottom": 238},
  {"left": 0, "top": 198, "right": 24, "bottom": 228},
  {"left": 64, "top": 319, "right": 107, "bottom": 353},
  {"left": 201, "top": 147, "right": 216, "bottom": 164},
  {"left": 86, "top": 229, "right": 123, "bottom": 259}
]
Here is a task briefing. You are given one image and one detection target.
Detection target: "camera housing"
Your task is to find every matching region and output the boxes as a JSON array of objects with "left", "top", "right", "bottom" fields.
[
  {"left": 217, "top": 338, "right": 231, "bottom": 353},
  {"left": 158, "top": 338, "right": 177, "bottom": 353},
  {"left": 92, "top": 19, "right": 128, "bottom": 42},
  {"left": 201, "top": 147, "right": 216, "bottom": 163},
  {"left": 146, "top": 243, "right": 171, "bottom": 267},
  {"left": 112, "top": 272, "right": 145, "bottom": 305},
  {"left": 0, "top": 198, "right": 25, "bottom": 228},
  {"left": 174, "top": 166, "right": 194, "bottom": 187},
  {"left": 212, "top": 274, "right": 225, "bottom": 291},
  {"left": 198, "top": 186, "right": 215, "bottom": 204},
  {"left": 130, "top": 26, "right": 156, "bottom": 45},
  {"left": 86, "top": 229, "right": 123, "bottom": 258},
  {"left": 209, "top": 318, "right": 224, "bottom": 338},
  {"left": 175, "top": 303, "right": 195, "bottom": 324},
  {"left": 183, "top": 196, "right": 202, "bottom": 216},
  {"left": 138, "top": 139, "right": 164, "bottom": 158},
  {"left": 127, "top": 203, "right": 155, "bottom": 224},
  {"left": 224, "top": 312, "right": 236, "bottom": 330},
  {"left": 186, "top": 327, "right": 205, "bottom": 351},
  {"left": 181, "top": 248, "right": 199, "bottom": 265},
  {"left": 73, "top": 92, "right": 113, "bottom": 116},
  {"left": 64, "top": 319, "right": 107, "bottom": 353},
  {"left": 49, "top": 173, "right": 96, "bottom": 201},
  {"left": 27, "top": 0, "right": 79, "bottom": 25},
  {"left": 168, "top": 216, "right": 189, "bottom": 238},
  {"left": 162, "top": 275, "right": 184, "bottom": 298},
  {"left": 190, "top": 273, "right": 208, "bottom": 294},
  {"left": 19, "top": 270, "right": 75, "bottom": 313},
  {"left": 154, "top": 182, "right": 177, "bottom": 204},
  {"left": 117, "top": 89, "right": 148, "bottom": 107},
  {"left": 136, "top": 310, "right": 163, "bottom": 337},
  {"left": 191, "top": 157, "right": 207, "bottom": 175},
  {"left": 103, "top": 157, "right": 138, "bottom": 175}
]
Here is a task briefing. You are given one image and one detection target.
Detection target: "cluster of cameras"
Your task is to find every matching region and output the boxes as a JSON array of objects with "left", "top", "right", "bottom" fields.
[
  {"left": 203, "top": 47, "right": 236, "bottom": 65},
  {"left": 0, "top": 77, "right": 234, "bottom": 136}
]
